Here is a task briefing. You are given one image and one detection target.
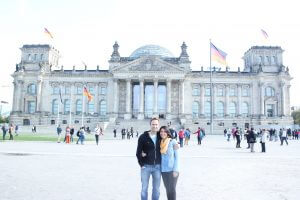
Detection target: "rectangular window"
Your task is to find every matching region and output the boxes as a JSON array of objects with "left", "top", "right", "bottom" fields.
[
  {"left": 192, "top": 86, "right": 200, "bottom": 96},
  {"left": 229, "top": 88, "right": 236, "bottom": 96},
  {"left": 242, "top": 88, "right": 249, "bottom": 97},
  {"left": 77, "top": 87, "right": 83, "bottom": 94},
  {"left": 89, "top": 87, "right": 94, "bottom": 95},
  {"left": 65, "top": 87, "right": 70, "bottom": 95},
  {"left": 205, "top": 87, "right": 211, "bottom": 96},
  {"left": 100, "top": 87, "right": 107, "bottom": 95},
  {"left": 28, "top": 101, "right": 36, "bottom": 114},
  {"left": 53, "top": 87, "right": 59, "bottom": 94},
  {"left": 217, "top": 88, "right": 224, "bottom": 96},
  {"left": 267, "top": 104, "right": 274, "bottom": 117}
]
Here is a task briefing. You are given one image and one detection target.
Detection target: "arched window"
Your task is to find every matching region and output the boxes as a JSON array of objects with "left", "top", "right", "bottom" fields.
[
  {"left": 64, "top": 99, "right": 70, "bottom": 114},
  {"left": 100, "top": 87, "right": 107, "bottom": 95},
  {"left": 28, "top": 54, "right": 31, "bottom": 61},
  {"left": 192, "top": 101, "right": 199, "bottom": 118},
  {"left": 266, "top": 56, "right": 271, "bottom": 65},
  {"left": 205, "top": 87, "right": 211, "bottom": 96},
  {"left": 229, "top": 102, "right": 237, "bottom": 117},
  {"left": 272, "top": 56, "right": 277, "bottom": 65},
  {"left": 241, "top": 102, "right": 249, "bottom": 116},
  {"left": 76, "top": 100, "right": 82, "bottom": 115},
  {"left": 88, "top": 101, "right": 94, "bottom": 114},
  {"left": 52, "top": 99, "right": 58, "bottom": 114},
  {"left": 100, "top": 100, "right": 107, "bottom": 116},
  {"left": 27, "top": 84, "right": 36, "bottom": 95},
  {"left": 34, "top": 54, "right": 37, "bottom": 61},
  {"left": 89, "top": 87, "right": 94, "bottom": 95},
  {"left": 65, "top": 86, "right": 70, "bottom": 94},
  {"left": 265, "top": 87, "right": 275, "bottom": 97},
  {"left": 259, "top": 56, "right": 263, "bottom": 65},
  {"left": 40, "top": 54, "right": 44, "bottom": 61},
  {"left": 216, "top": 101, "right": 224, "bottom": 117},
  {"left": 204, "top": 101, "right": 211, "bottom": 117}
]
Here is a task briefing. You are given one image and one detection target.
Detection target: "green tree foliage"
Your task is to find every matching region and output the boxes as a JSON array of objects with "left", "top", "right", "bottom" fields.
[
  {"left": 0, "top": 115, "right": 9, "bottom": 123},
  {"left": 292, "top": 110, "right": 300, "bottom": 125}
]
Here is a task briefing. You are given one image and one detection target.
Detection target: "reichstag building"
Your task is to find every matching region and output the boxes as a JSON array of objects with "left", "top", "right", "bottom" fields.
[{"left": 10, "top": 42, "right": 293, "bottom": 131}]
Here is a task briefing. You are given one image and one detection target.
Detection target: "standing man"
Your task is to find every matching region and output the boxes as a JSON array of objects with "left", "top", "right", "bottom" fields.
[
  {"left": 136, "top": 117, "right": 162, "bottom": 200},
  {"left": 2, "top": 124, "right": 7, "bottom": 140},
  {"left": 113, "top": 128, "right": 117, "bottom": 138},
  {"left": 56, "top": 124, "right": 62, "bottom": 143}
]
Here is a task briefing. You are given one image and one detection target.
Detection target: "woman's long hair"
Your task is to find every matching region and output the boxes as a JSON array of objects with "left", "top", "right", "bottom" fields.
[{"left": 159, "top": 126, "right": 173, "bottom": 139}]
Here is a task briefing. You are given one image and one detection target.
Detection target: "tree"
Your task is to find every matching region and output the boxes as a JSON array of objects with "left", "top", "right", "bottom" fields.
[
  {"left": 0, "top": 115, "right": 9, "bottom": 123},
  {"left": 291, "top": 110, "right": 300, "bottom": 125}
]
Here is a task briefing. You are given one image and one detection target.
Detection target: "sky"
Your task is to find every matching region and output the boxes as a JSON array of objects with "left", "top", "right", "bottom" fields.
[{"left": 0, "top": 0, "right": 299, "bottom": 114}]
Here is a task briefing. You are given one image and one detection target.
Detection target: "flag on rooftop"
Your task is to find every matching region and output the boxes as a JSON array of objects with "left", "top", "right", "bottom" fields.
[
  {"left": 210, "top": 42, "right": 227, "bottom": 65},
  {"left": 261, "top": 29, "right": 269, "bottom": 39},
  {"left": 44, "top": 28, "right": 54, "bottom": 39},
  {"left": 83, "top": 87, "right": 93, "bottom": 102},
  {"left": 59, "top": 88, "right": 63, "bottom": 104}
]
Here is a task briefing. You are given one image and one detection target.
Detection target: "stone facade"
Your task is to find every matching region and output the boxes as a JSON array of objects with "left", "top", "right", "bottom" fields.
[{"left": 10, "top": 43, "right": 293, "bottom": 130}]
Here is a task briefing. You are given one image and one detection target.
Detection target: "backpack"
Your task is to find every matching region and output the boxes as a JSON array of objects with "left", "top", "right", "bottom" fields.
[
  {"left": 76, "top": 131, "right": 80, "bottom": 137},
  {"left": 178, "top": 131, "right": 184, "bottom": 139}
]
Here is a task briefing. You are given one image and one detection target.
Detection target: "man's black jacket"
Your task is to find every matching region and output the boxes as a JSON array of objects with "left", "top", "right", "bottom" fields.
[{"left": 136, "top": 131, "right": 161, "bottom": 167}]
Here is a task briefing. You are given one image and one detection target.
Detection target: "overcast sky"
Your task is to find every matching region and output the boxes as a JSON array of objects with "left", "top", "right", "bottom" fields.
[{"left": 0, "top": 0, "right": 299, "bottom": 113}]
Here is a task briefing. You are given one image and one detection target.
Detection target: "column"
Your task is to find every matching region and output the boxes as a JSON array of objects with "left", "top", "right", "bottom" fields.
[
  {"left": 70, "top": 84, "right": 76, "bottom": 115},
  {"left": 225, "top": 84, "right": 229, "bottom": 117},
  {"left": 138, "top": 79, "right": 144, "bottom": 120},
  {"left": 280, "top": 81, "right": 285, "bottom": 116},
  {"left": 124, "top": 79, "right": 132, "bottom": 119},
  {"left": 36, "top": 78, "right": 43, "bottom": 112},
  {"left": 18, "top": 80, "right": 24, "bottom": 112},
  {"left": 95, "top": 84, "right": 99, "bottom": 115},
  {"left": 237, "top": 84, "right": 242, "bottom": 116},
  {"left": 153, "top": 79, "right": 158, "bottom": 116},
  {"left": 113, "top": 79, "right": 119, "bottom": 114},
  {"left": 180, "top": 80, "right": 185, "bottom": 115},
  {"left": 259, "top": 82, "right": 265, "bottom": 116},
  {"left": 166, "top": 79, "right": 172, "bottom": 119},
  {"left": 200, "top": 83, "right": 204, "bottom": 117},
  {"left": 12, "top": 81, "right": 18, "bottom": 112},
  {"left": 212, "top": 84, "right": 216, "bottom": 116}
]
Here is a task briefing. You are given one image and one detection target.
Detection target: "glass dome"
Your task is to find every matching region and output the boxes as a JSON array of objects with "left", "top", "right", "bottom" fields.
[{"left": 130, "top": 45, "right": 174, "bottom": 58}]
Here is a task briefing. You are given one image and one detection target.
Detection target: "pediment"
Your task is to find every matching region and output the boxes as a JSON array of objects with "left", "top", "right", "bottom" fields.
[{"left": 111, "top": 56, "right": 185, "bottom": 73}]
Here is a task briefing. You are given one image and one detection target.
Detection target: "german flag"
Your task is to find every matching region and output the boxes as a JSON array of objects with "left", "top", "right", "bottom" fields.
[
  {"left": 83, "top": 87, "right": 93, "bottom": 102},
  {"left": 44, "top": 28, "right": 54, "bottom": 39}
]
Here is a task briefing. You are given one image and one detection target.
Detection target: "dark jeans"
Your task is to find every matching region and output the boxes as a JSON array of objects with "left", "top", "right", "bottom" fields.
[
  {"left": 236, "top": 135, "right": 241, "bottom": 148},
  {"left": 9, "top": 132, "right": 13, "bottom": 140},
  {"left": 179, "top": 138, "right": 184, "bottom": 147},
  {"left": 95, "top": 135, "right": 99, "bottom": 145},
  {"left": 261, "top": 142, "right": 266, "bottom": 152},
  {"left": 2, "top": 132, "right": 6, "bottom": 140},
  {"left": 281, "top": 137, "right": 288, "bottom": 145},
  {"left": 197, "top": 136, "right": 202, "bottom": 145},
  {"left": 162, "top": 171, "right": 179, "bottom": 200}
]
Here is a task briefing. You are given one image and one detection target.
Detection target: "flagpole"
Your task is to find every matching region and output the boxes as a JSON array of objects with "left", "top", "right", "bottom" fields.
[
  {"left": 57, "top": 101, "right": 60, "bottom": 126},
  {"left": 209, "top": 39, "right": 213, "bottom": 135}
]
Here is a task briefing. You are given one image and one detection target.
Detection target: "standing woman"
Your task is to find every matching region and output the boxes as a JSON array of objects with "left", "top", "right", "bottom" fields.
[
  {"left": 248, "top": 128, "right": 256, "bottom": 153},
  {"left": 159, "top": 126, "right": 179, "bottom": 200},
  {"left": 260, "top": 129, "right": 267, "bottom": 152},
  {"left": 94, "top": 124, "right": 103, "bottom": 146}
]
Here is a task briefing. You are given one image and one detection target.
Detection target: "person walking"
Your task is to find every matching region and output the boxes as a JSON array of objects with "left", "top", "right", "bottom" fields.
[
  {"left": 136, "top": 117, "right": 162, "bottom": 200},
  {"left": 245, "top": 128, "right": 250, "bottom": 148},
  {"left": 65, "top": 126, "right": 71, "bottom": 144},
  {"left": 8, "top": 124, "right": 14, "bottom": 140},
  {"left": 178, "top": 129, "right": 185, "bottom": 148},
  {"left": 235, "top": 127, "right": 241, "bottom": 148},
  {"left": 184, "top": 128, "right": 190, "bottom": 146},
  {"left": 280, "top": 128, "right": 288, "bottom": 146},
  {"left": 193, "top": 127, "right": 202, "bottom": 145},
  {"left": 1, "top": 124, "right": 7, "bottom": 140},
  {"left": 77, "top": 126, "right": 86, "bottom": 145},
  {"left": 94, "top": 124, "right": 103, "bottom": 145},
  {"left": 56, "top": 125, "right": 62, "bottom": 143},
  {"left": 159, "top": 126, "right": 179, "bottom": 200},
  {"left": 113, "top": 128, "right": 117, "bottom": 138},
  {"left": 15, "top": 124, "right": 19, "bottom": 136},
  {"left": 70, "top": 126, "right": 74, "bottom": 143},
  {"left": 248, "top": 128, "right": 256, "bottom": 152},
  {"left": 260, "top": 129, "right": 267, "bottom": 152}
]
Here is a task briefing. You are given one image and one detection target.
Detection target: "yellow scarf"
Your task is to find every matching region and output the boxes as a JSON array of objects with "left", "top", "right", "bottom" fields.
[{"left": 160, "top": 138, "right": 171, "bottom": 154}]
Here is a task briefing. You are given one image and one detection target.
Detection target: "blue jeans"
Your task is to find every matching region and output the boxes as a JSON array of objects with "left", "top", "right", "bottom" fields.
[{"left": 141, "top": 164, "right": 161, "bottom": 200}]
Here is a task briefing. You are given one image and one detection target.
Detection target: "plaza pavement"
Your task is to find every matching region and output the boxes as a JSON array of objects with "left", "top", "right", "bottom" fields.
[{"left": 0, "top": 135, "right": 300, "bottom": 200}]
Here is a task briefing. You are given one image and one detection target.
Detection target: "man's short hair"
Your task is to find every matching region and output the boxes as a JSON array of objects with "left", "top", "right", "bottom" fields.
[{"left": 150, "top": 117, "right": 159, "bottom": 125}]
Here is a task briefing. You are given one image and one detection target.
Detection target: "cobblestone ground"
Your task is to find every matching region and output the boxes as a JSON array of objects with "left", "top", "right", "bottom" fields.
[{"left": 0, "top": 136, "right": 300, "bottom": 200}]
